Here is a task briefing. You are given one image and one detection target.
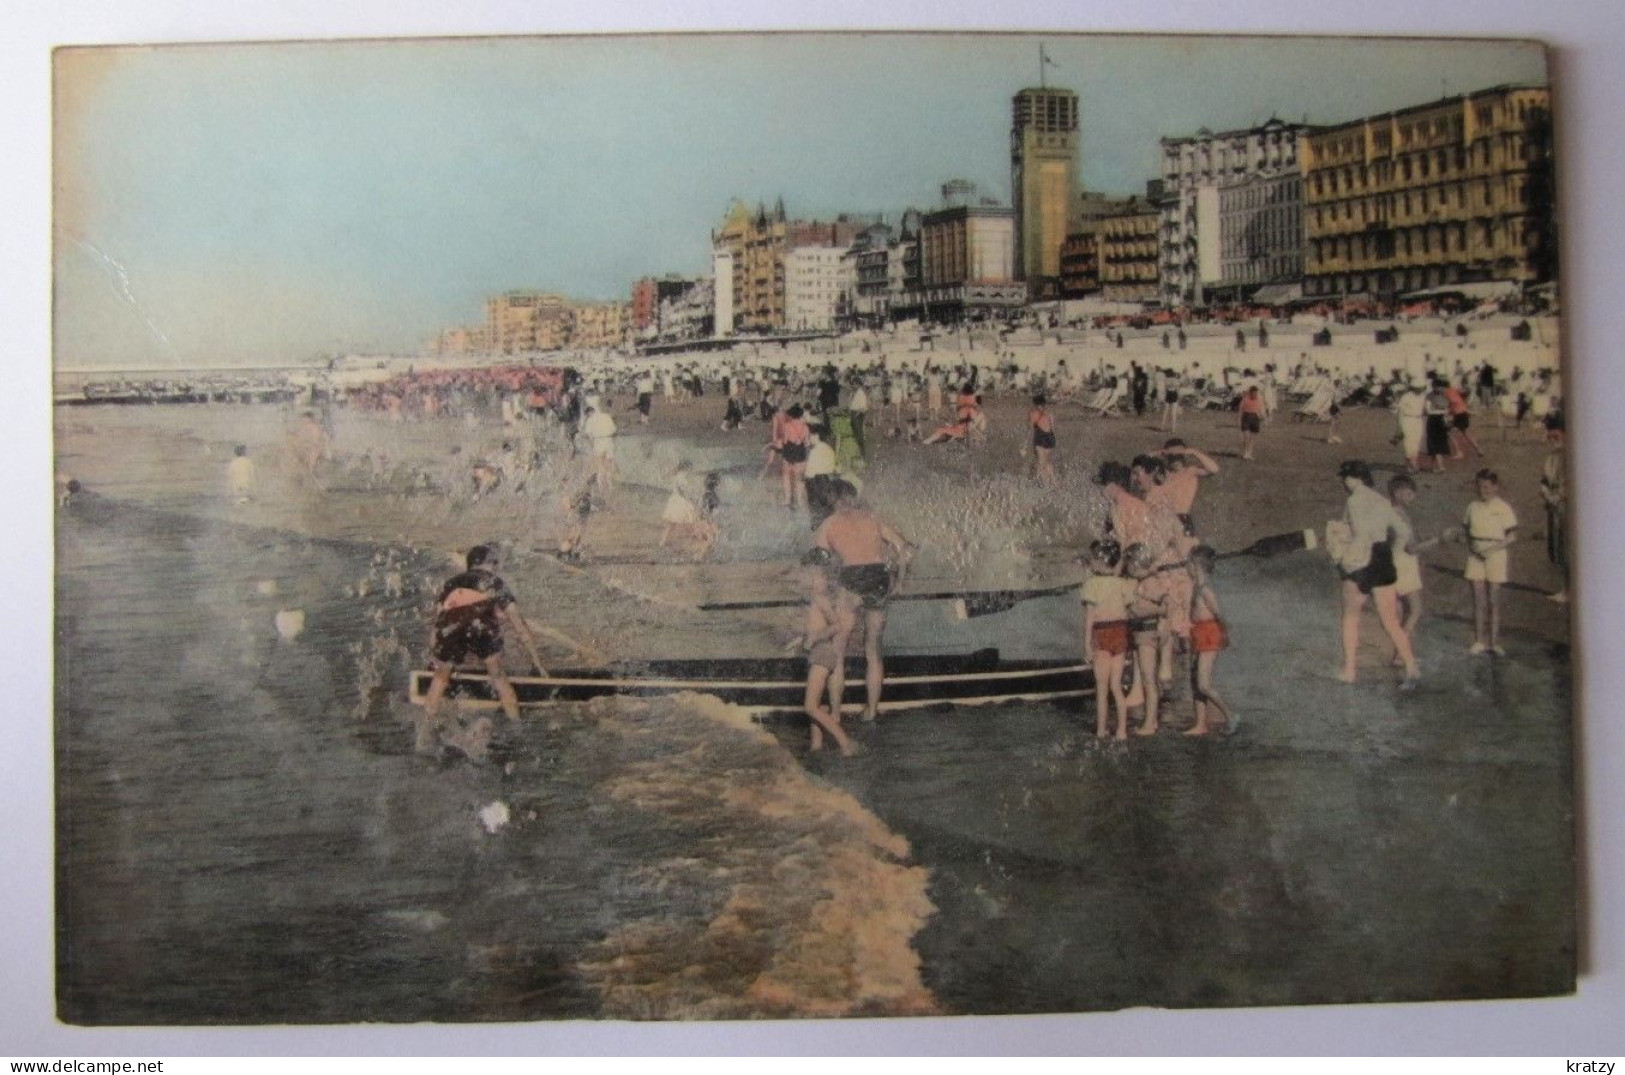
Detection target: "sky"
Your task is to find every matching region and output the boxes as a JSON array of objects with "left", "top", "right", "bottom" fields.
[{"left": 53, "top": 32, "right": 1547, "bottom": 369}]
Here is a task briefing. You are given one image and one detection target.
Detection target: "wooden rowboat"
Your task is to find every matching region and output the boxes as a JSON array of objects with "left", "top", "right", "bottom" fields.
[{"left": 408, "top": 647, "right": 1092, "bottom": 716}]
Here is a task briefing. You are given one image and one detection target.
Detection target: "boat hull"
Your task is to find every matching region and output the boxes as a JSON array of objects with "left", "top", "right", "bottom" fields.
[{"left": 408, "top": 647, "right": 1092, "bottom": 715}]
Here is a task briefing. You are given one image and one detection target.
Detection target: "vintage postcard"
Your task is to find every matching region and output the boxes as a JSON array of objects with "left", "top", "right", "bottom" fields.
[{"left": 52, "top": 32, "right": 1572, "bottom": 1024}]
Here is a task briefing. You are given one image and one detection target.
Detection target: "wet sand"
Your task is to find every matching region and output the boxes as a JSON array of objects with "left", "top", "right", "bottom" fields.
[{"left": 52, "top": 337, "right": 1575, "bottom": 1020}]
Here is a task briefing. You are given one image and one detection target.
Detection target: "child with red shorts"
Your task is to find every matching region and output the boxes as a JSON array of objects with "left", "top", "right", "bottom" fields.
[
  {"left": 1080, "top": 539, "right": 1134, "bottom": 740},
  {"left": 1185, "top": 545, "right": 1235, "bottom": 736}
]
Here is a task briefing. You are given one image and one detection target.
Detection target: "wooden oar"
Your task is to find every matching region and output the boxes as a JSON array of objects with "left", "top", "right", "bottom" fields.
[
  {"left": 697, "top": 528, "right": 1323, "bottom": 618},
  {"left": 1215, "top": 527, "right": 1320, "bottom": 560},
  {"left": 531, "top": 622, "right": 606, "bottom": 665},
  {"left": 698, "top": 582, "right": 1079, "bottom": 615}
]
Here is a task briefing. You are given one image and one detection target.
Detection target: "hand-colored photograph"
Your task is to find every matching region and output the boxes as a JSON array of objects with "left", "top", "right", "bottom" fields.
[{"left": 52, "top": 31, "right": 1572, "bottom": 1023}]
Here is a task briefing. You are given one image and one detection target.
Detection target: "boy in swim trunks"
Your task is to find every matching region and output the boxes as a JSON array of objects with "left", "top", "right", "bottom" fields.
[
  {"left": 813, "top": 480, "right": 913, "bottom": 722},
  {"left": 1123, "top": 542, "right": 1173, "bottom": 737},
  {"left": 1185, "top": 546, "right": 1234, "bottom": 737},
  {"left": 1464, "top": 468, "right": 1518, "bottom": 655},
  {"left": 1080, "top": 540, "right": 1134, "bottom": 740},
  {"left": 798, "top": 547, "right": 858, "bottom": 757}
]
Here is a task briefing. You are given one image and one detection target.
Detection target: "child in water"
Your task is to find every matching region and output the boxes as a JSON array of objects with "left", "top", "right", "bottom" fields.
[
  {"left": 556, "top": 474, "right": 597, "bottom": 563},
  {"left": 1123, "top": 542, "right": 1173, "bottom": 736},
  {"left": 1184, "top": 545, "right": 1235, "bottom": 736},
  {"left": 798, "top": 547, "right": 858, "bottom": 757},
  {"left": 1079, "top": 539, "right": 1134, "bottom": 740}
]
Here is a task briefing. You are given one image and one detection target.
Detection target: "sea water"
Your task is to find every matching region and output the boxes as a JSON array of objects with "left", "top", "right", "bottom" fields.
[{"left": 55, "top": 429, "right": 1576, "bottom": 1022}]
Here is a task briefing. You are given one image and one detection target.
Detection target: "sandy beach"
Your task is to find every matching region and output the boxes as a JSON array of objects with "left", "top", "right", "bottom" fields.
[{"left": 52, "top": 319, "right": 1575, "bottom": 1020}]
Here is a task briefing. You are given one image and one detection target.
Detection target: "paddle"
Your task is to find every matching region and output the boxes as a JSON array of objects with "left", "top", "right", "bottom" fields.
[
  {"left": 518, "top": 637, "right": 551, "bottom": 679},
  {"left": 698, "top": 582, "right": 1078, "bottom": 616},
  {"left": 1215, "top": 527, "right": 1319, "bottom": 561},
  {"left": 696, "top": 528, "right": 1320, "bottom": 618}
]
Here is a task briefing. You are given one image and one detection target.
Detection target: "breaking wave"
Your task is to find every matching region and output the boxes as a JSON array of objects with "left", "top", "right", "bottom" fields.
[{"left": 573, "top": 693, "right": 938, "bottom": 1019}]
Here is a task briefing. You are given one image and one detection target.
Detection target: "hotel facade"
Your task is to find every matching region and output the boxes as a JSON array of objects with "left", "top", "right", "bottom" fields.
[
  {"left": 1301, "top": 84, "right": 1555, "bottom": 299},
  {"left": 1158, "top": 118, "right": 1311, "bottom": 306}
]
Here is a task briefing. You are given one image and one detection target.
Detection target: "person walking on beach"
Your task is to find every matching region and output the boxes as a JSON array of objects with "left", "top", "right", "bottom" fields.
[
  {"left": 1444, "top": 380, "right": 1483, "bottom": 461},
  {"left": 797, "top": 547, "right": 859, "bottom": 757},
  {"left": 225, "top": 444, "right": 256, "bottom": 503},
  {"left": 582, "top": 404, "right": 619, "bottom": 494},
  {"left": 848, "top": 379, "right": 870, "bottom": 458},
  {"left": 419, "top": 545, "right": 546, "bottom": 754},
  {"left": 1028, "top": 394, "right": 1057, "bottom": 484},
  {"left": 1423, "top": 379, "right": 1453, "bottom": 472},
  {"left": 1160, "top": 368, "right": 1183, "bottom": 432},
  {"left": 778, "top": 404, "right": 812, "bottom": 511},
  {"left": 1464, "top": 468, "right": 1518, "bottom": 655},
  {"left": 804, "top": 426, "right": 841, "bottom": 530},
  {"left": 1332, "top": 461, "right": 1419, "bottom": 688},
  {"left": 1395, "top": 382, "right": 1427, "bottom": 473},
  {"left": 292, "top": 411, "right": 327, "bottom": 484},
  {"left": 1238, "top": 385, "right": 1264, "bottom": 461},
  {"left": 814, "top": 480, "right": 913, "bottom": 722},
  {"left": 1541, "top": 424, "right": 1569, "bottom": 605},
  {"left": 634, "top": 371, "right": 655, "bottom": 425}
]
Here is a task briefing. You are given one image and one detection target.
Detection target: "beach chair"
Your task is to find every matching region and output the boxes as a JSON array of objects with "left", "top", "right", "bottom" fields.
[{"left": 1294, "top": 381, "right": 1335, "bottom": 422}]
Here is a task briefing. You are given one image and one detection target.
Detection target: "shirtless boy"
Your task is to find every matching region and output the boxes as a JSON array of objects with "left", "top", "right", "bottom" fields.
[
  {"left": 420, "top": 545, "right": 546, "bottom": 754},
  {"left": 797, "top": 547, "right": 859, "bottom": 757},
  {"left": 813, "top": 480, "right": 913, "bottom": 722}
]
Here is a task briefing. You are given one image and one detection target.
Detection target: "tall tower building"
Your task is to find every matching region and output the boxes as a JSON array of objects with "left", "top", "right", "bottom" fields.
[{"left": 1010, "top": 86, "right": 1080, "bottom": 288}]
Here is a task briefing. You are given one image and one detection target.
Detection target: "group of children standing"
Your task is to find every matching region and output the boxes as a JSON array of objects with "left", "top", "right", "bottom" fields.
[
  {"left": 1079, "top": 538, "right": 1233, "bottom": 741},
  {"left": 1081, "top": 443, "right": 1232, "bottom": 740}
]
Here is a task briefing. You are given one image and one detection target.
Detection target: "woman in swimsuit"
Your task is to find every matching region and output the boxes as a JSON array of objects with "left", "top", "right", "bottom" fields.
[
  {"left": 1029, "top": 394, "right": 1057, "bottom": 484},
  {"left": 778, "top": 404, "right": 811, "bottom": 511}
]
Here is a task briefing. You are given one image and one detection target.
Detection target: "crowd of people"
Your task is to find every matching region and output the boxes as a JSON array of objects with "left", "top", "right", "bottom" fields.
[{"left": 196, "top": 338, "right": 1563, "bottom": 760}]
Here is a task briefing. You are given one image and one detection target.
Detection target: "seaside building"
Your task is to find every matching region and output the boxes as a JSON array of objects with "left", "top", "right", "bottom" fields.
[
  {"left": 711, "top": 199, "right": 865, "bottom": 333},
  {"left": 568, "top": 302, "right": 628, "bottom": 351},
  {"left": 1301, "top": 84, "right": 1555, "bottom": 299},
  {"left": 889, "top": 209, "right": 925, "bottom": 321},
  {"left": 1099, "top": 204, "right": 1162, "bottom": 302},
  {"left": 533, "top": 304, "right": 572, "bottom": 352},
  {"left": 486, "top": 291, "right": 569, "bottom": 354},
  {"left": 630, "top": 278, "right": 658, "bottom": 332},
  {"left": 1216, "top": 171, "right": 1307, "bottom": 304},
  {"left": 1058, "top": 231, "right": 1100, "bottom": 298},
  {"left": 917, "top": 200, "right": 1024, "bottom": 322},
  {"left": 1059, "top": 190, "right": 1150, "bottom": 299},
  {"left": 433, "top": 326, "right": 490, "bottom": 356},
  {"left": 659, "top": 277, "right": 714, "bottom": 342},
  {"left": 843, "top": 222, "right": 895, "bottom": 329},
  {"left": 713, "top": 251, "right": 735, "bottom": 336},
  {"left": 1011, "top": 86, "right": 1080, "bottom": 294},
  {"left": 785, "top": 246, "right": 854, "bottom": 331},
  {"left": 1158, "top": 118, "right": 1312, "bottom": 306}
]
